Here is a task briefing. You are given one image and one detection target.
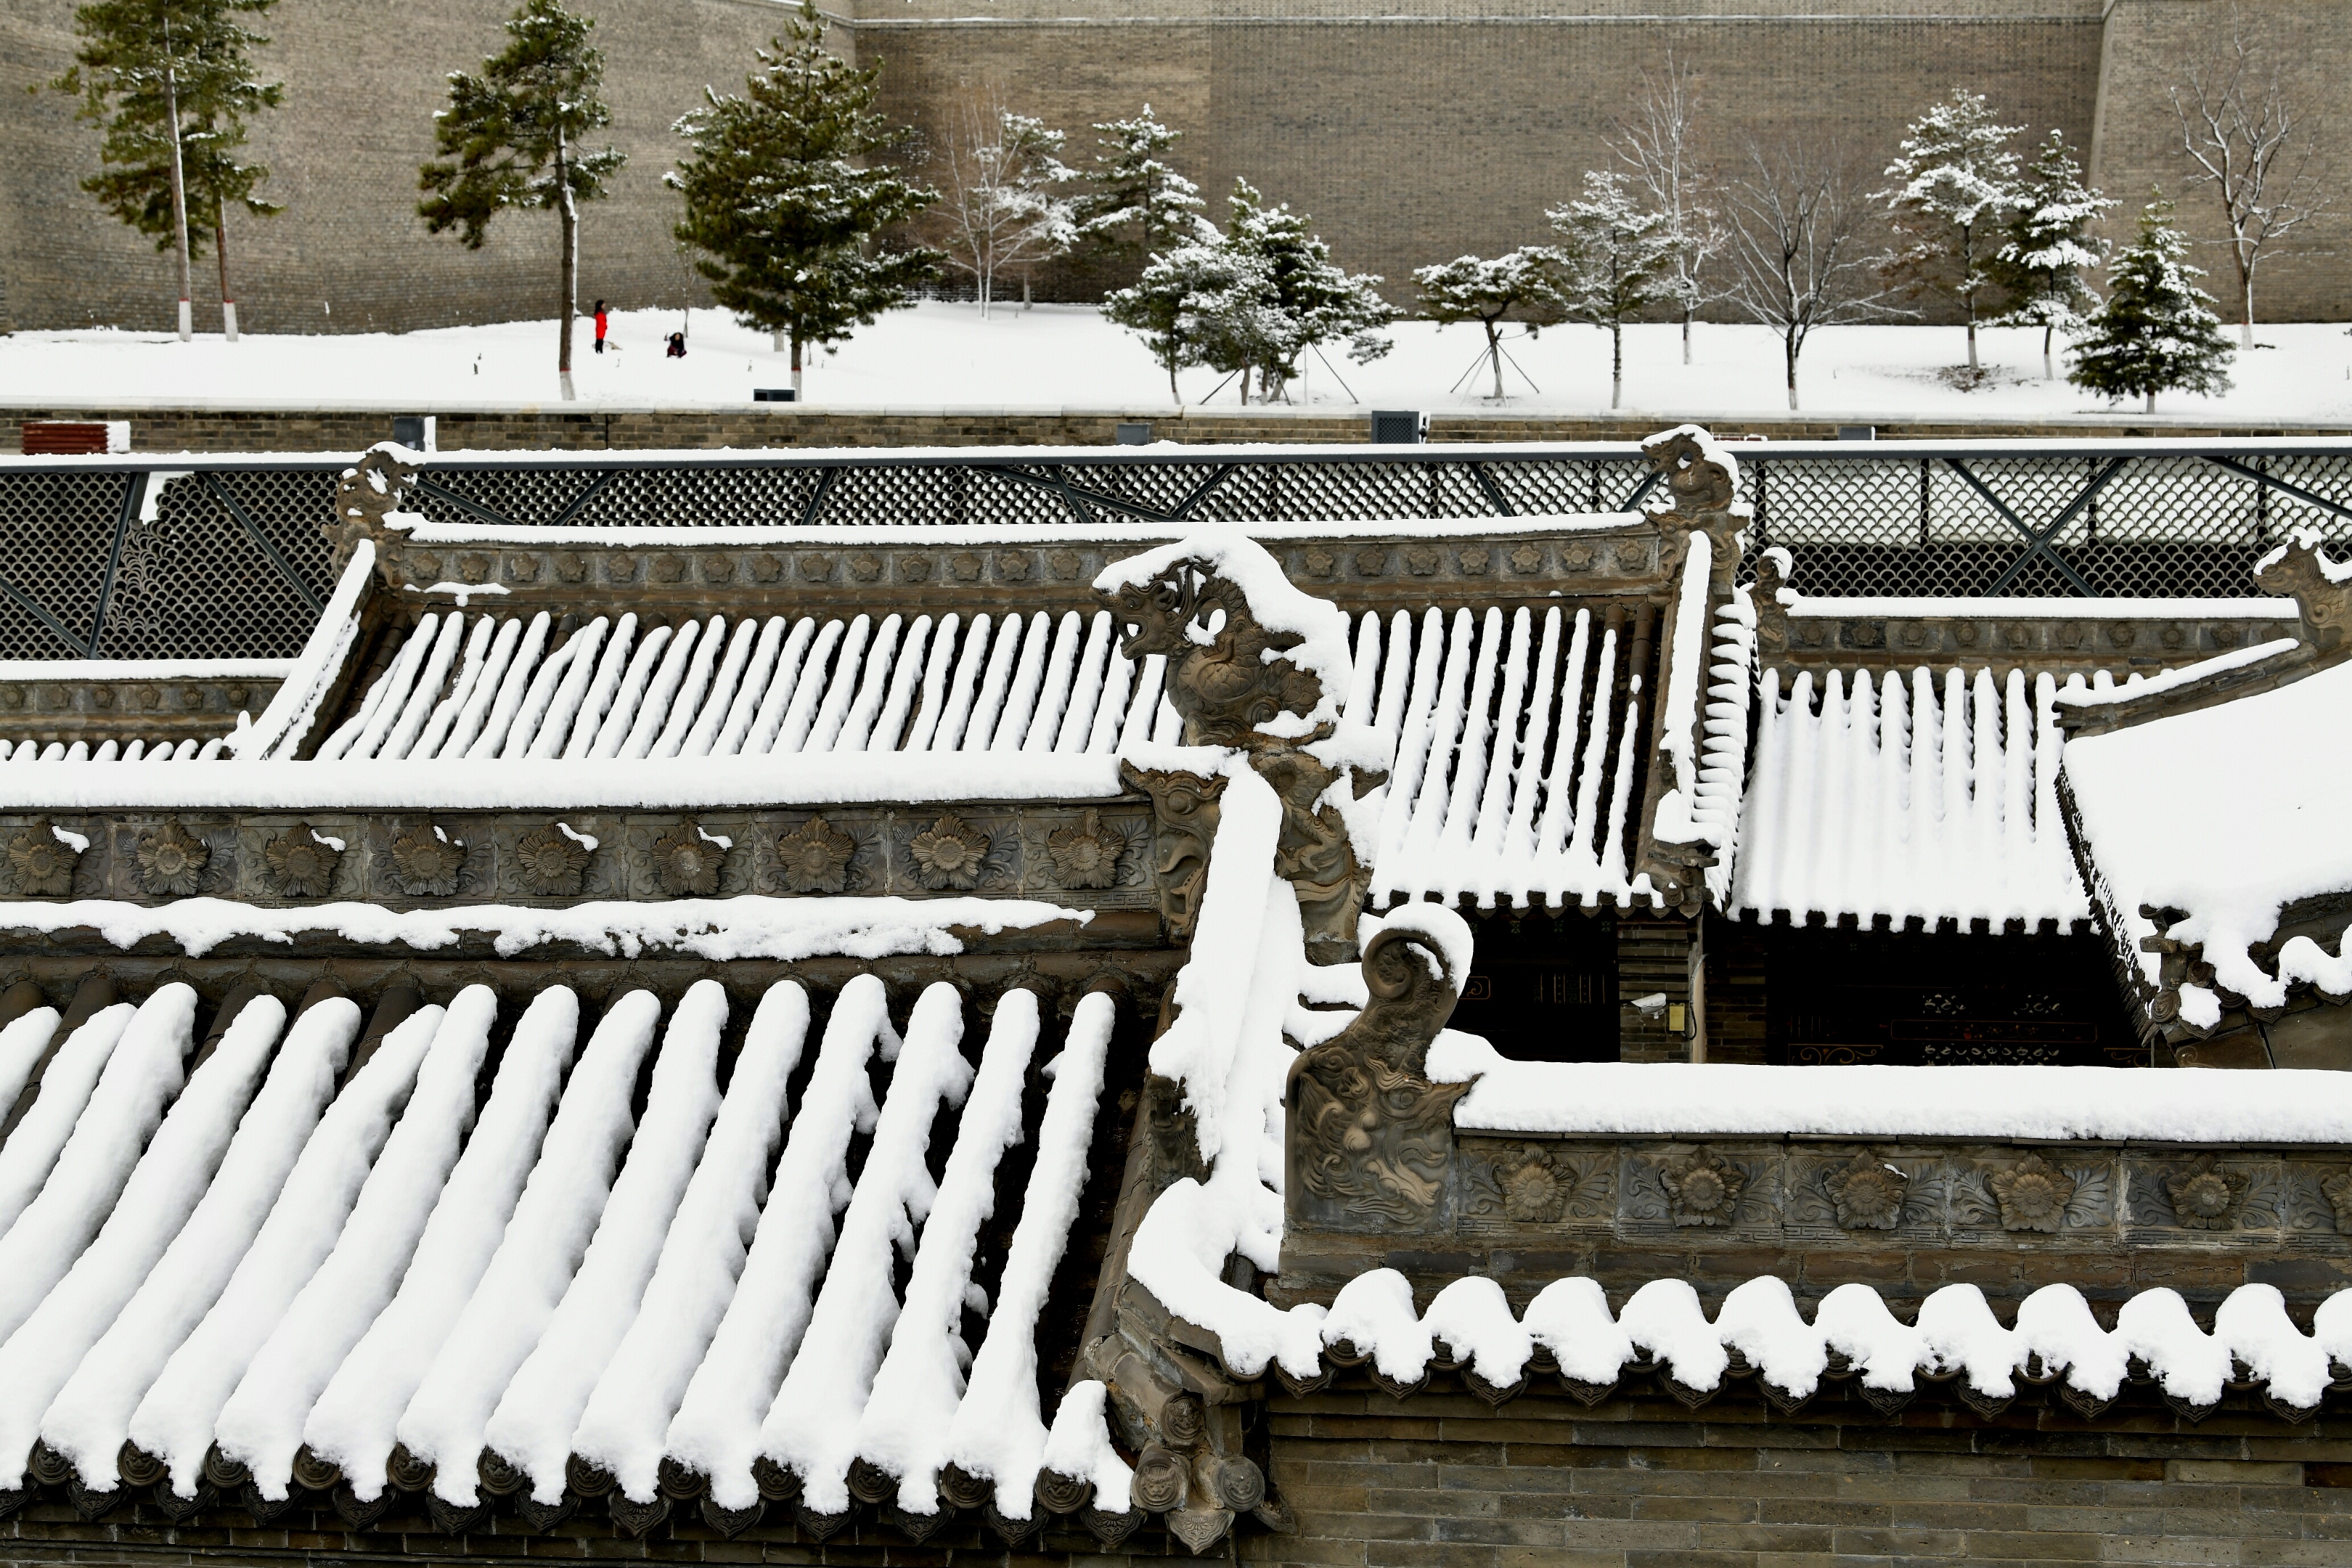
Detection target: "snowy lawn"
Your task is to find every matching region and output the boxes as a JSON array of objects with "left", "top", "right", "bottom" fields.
[{"left": 5, "top": 303, "right": 2352, "bottom": 420}]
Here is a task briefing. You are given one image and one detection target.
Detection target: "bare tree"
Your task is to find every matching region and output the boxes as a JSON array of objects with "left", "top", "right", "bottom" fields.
[
  {"left": 1608, "top": 54, "right": 1726, "bottom": 364},
  {"left": 2171, "top": 6, "right": 2333, "bottom": 347},
  {"left": 931, "top": 88, "right": 1077, "bottom": 319},
  {"left": 1720, "top": 142, "right": 1907, "bottom": 411}
]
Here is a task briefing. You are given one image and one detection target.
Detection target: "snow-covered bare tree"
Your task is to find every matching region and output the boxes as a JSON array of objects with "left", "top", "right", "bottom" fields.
[
  {"left": 1071, "top": 106, "right": 1212, "bottom": 271},
  {"left": 2068, "top": 195, "right": 2233, "bottom": 413},
  {"left": 1877, "top": 89, "right": 2021, "bottom": 372},
  {"left": 2171, "top": 6, "right": 2334, "bottom": 347},
  {"left": 1551, "top": 170, "right": 1675, "bottom": 410},
  {"left": 1989, "top": 130, "right": 2114, "bottom": 379},
  {"left": 1608, "top": 54, "right": 1726, "bottom": 364},
  {"left": 1723, "top": 142, "right": 1906, "bottom": 411},
  {"left": 1412, "top": 247, "right": 1565, "bottom": 401},
  {"left": 930, "top": 90, "right": 1076, "bottom": 318}
]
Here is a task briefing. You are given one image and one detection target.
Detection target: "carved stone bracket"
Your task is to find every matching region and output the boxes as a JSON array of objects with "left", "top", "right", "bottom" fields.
[{"left": 1285, "top": 917, "right": 1474, "bottom": 1234}]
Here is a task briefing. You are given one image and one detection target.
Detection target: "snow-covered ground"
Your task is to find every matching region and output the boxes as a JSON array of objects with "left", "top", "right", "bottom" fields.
[{"left": 5, "top": 303, "right": 2351, "bottom": 421}]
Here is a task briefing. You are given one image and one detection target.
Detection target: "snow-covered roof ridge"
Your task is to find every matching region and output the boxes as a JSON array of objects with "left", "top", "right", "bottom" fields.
[
  {"left": 1426, "top": 1042, "right": 2352, "bottom": 1143},
  {"left": 1266, "top": 1269, "right": 2350, "bottom": 1424},
  {"left": 1630, "top": 430, "right": 1749, "bottom": 914},
  {"left": 2057, "top": 528, "right": 2352, "bottom": 740}
]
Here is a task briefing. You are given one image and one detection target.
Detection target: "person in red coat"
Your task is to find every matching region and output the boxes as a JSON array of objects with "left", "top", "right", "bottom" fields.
[{"left": 592, "top": 300, "right": 610, "bottom": 354}]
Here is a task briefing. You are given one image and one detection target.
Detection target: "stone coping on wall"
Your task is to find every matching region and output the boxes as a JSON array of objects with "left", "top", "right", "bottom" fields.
[{"left": 10, "top": 404, "right": 2352, "bottom": 454}]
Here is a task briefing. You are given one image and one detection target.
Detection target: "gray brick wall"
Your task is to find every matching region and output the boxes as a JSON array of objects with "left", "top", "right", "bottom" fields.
[
  {"left": 1259, "top": 1379, "right": 2352, "bottom": 1567},
  {"left": 4, "top": 0, "right": 2348, "bottom": 336}
]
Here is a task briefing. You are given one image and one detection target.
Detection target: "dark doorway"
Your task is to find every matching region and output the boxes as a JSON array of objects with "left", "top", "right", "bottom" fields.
[
  {"left": 1447, "top": 909, "right": 1618, "bottom": 1062},
  {"left": 1763, "top": 926, "right": 2140, "bottom": 1067}
]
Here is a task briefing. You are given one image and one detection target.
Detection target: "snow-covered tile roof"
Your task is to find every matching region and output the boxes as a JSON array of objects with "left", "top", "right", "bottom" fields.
[
  {"left": 1365, "top": 601, "right": 1659, "bottom": 910},
  {"left": 320, "top": 602, "right": 1161, "bottom": 769},
  {"left": 1731, "top": 661, "right": 2088, "bottom": 931},
  {"left": 1257, "top": 1267, "right": 2349, "bottom": 1420},
  {"left": 0, "top": 971, "right": 1128, "bottom": 1524},
  {"left": 2063, "top": 653, "right": 2352, "bottom": 1023}
]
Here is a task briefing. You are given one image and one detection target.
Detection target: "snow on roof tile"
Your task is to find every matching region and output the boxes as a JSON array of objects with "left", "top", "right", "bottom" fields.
[
  {"left": 1731, "top": 662, "right": 2088, "bottom": 931},
  {"left": 1278, "top": 1267, "right": 2346, "bottom": 1417},
  {"left": 2064, "top": 653, "right": 2352, "bottom": 1013},
  {"left": 1368, "top": 602, "right": 1658, "bottom": 910},
  {"left": 0, "top": 971, "right": 1116, "bottom": 1517}
]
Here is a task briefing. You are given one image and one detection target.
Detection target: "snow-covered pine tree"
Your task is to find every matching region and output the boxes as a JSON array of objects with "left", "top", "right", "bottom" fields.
[
  {"left": 2067, "top": 195, "right": 2233, "bottom": 414},
  {"left": 1989, "top": 130, "right": 2115, "bottom": 380},
  {"left": 668, "top": 1, "right": 939, "bottom": 399},
  {"left": 1221, "top": 179, "right": 1393, "bottom": 404},
  {"left": 1071, "top": 107, "right": 1212, "bottom": 271},
  {"left": 54, "top": 0, "right": 285, "bottom": 342},
  {"left": 1551, "top": 169, "right": 1675, "bottom": 410},
  {"left": 1103, "top": 240, "right": 1261, "bottom": 402},
  {"left": 1877, "top": 88, "right": 2022, "bottom": 372},
  {"left": 420, "top": 0, "right": 625, "bottom": 401},
  {"left": 1412, "top": 248, "right": 1565, "bottom": 401}
]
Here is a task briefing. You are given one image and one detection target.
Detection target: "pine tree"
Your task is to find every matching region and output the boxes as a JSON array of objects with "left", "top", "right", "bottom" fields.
[
  {"left": 2067, "top": 196, "right": 2233, "bottom": 414},
  {"left": 1221, "top": 179, "right": 1393, "bottom": 403},
  {"left": 1551, "top": 169, "right": 1675, "bottom": 410},
  {"left": 420, "top": 0, "right": 626, "bottom": 402},
  {"left": 669, "top": 2, "right": 939, "bottom": 399},
  {"left": 1103, "top": 240, "right": 1257, "bottom": 401},
  {"left": 1070, "top": 107, "right": 1212, "bottom": 271},
  {"left": 1412, "top": 248, "right": 1565, "bottom": 401},
  {"left": 1877, "top": 89, "right": 2022, "bottom": 372},
  {"left": 1989, "top": 131, "right": 2115, "bottom": 379},
  {"left": 53, "top": 0, "right": 285, "bottom": 342}
]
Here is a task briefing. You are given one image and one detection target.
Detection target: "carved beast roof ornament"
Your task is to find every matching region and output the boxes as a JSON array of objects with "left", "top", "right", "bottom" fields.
[
  {"left": 328, "top": 443, "right": 422, "bottom": 570},
  {"left": 1095, "top": 536, "right": 1386, "bottom": 963},
  {"left": 1100, "top": 551, "right": 1331, "bottom": 748}
]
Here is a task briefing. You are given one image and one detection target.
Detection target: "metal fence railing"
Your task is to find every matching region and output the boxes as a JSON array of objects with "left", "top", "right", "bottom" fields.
[{"left": 1, "top": 440, "right": 2347, "bottom": 661}]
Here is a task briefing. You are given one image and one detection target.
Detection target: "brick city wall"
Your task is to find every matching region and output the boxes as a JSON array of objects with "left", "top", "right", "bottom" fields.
[
  {"left": 9, "top": 407, "right": 2350, "bottom": 455},
  {"left": 1262, "top": 1375, "right": 2352, "bottom": 1568},
  {"left": 4, "top": 1, "right": 2350, "bottom": 336}
]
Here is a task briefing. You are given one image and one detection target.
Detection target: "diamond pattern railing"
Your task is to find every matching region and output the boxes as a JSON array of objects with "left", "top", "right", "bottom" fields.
[{"left": 0, "top": 441, "right": 2346, "bottom": 659}]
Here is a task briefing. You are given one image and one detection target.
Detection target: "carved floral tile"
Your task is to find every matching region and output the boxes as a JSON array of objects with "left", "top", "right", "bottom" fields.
[
  {"left": 1950, "top": 1153, "right": 2115, "bottom": 1237},
  {"left": 1461, "top": 1142, "right": 1614, "bottom": 1230},
  {"left": 1622, "top": 1146, "right": 1779, "bottom": 1236},
  {"left": 2125, "top": 1155, "right": 2279, "bottom": 1236}
]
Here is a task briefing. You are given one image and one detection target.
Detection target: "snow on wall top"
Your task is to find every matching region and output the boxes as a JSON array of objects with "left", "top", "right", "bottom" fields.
[
  {"left": 2063, "top": 653, "right": 2352, "bottom": 1012},
  {"left": 0, "top": 974, "right": 1124, "bottom": 1516},
  {"left": 1426, "top": 1037, "right": 2352, "bottom": 1143},
  {"left": 1731, "top": 661, "right": 2087, "bottom": 930},
  {"left": 0, "top": 894, "right": 1091, "bottom": 961}
]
